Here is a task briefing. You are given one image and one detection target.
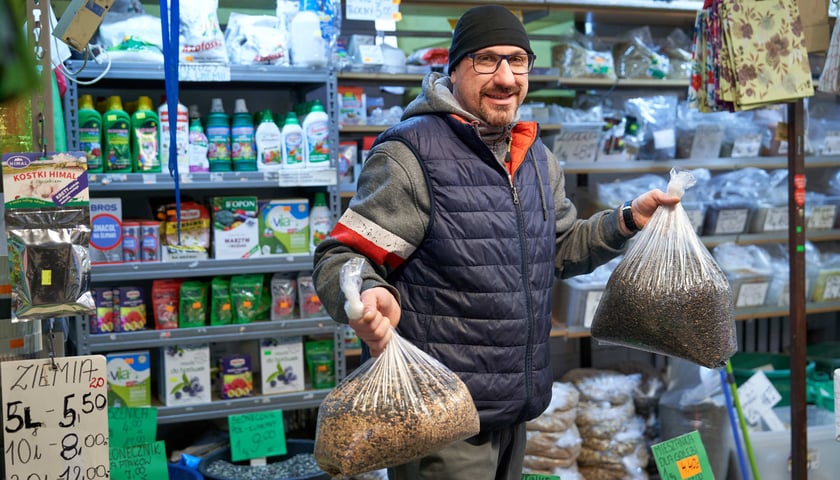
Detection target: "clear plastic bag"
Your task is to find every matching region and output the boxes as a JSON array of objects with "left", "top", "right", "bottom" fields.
[
  {"left": 590, "top": 168, "right": 737, "bottom": 368},
  {"left": 314, "top": 260, "right": 480, "bottom": 478}
]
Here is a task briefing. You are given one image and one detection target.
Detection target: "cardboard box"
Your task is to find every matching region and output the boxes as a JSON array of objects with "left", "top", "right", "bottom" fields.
[
  {"left": 106, "top": 351, "right": 151, "bottom": 408},
  {"left": 158, "top": 344, "right": 211, "bottom": 405},
  {"left": 260, "top": 337, "right": 305, "bottom": 395},
  {"left": 220, "top": 354, "right": 253, "bottom": 399},
  {"left": 258, "top": 199, "right": 310, "bottom": 255},
  {"left": 338, "top": 86, "right": 367, "bottom": 126},
  {"left": 90, "top": 197, "right": 123, "bottom": 264},
  {"left": 212, "top": 196, "right": 260, "bottom": 259}
]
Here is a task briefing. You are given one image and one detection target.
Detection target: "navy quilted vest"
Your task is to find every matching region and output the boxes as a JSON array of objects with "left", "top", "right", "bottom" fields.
[{"left": 375, "top": 114, "right": 556, "bottom": 432}]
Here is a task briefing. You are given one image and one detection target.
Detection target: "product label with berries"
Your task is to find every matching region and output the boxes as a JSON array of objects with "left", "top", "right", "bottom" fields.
[
  {"left": 260, "top": 337, "right": 304, "bottom": 395},
  {"left": 221, "top": 354, "right": 253, "bottom": 399},
  {"left": 160, "top": 344, "right": 211, "bottom": 405}
]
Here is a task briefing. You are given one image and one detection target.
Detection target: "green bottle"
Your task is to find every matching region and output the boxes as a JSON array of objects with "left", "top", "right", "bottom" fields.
[
  {"left": 231, "top": 98, "right": 256, "bottom": 171},
  {"left": 206, "top": 97, "right": 231, "bottom": 172},
  {"left": 102, "top": 96, "right": 132, "bottom": 173},
  {"left": 131, "top": 96, "right": 161, "bottom": 172},
  {"left": 78, "top": 94, "right": 103, "bottom": 172}
]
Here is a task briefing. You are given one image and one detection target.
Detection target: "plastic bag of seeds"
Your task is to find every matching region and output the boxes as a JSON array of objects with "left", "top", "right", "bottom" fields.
[
  {"left": 590, "top": 168, "right": 737, "bottom": 368},
  {"left": 314, "top": 259, "right": 480, "bottom": 478}
]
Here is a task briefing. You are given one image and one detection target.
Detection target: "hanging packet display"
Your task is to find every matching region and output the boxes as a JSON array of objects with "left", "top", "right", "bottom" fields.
[{"left": 2, "top": 152, "right": 94, "bottom": 321}]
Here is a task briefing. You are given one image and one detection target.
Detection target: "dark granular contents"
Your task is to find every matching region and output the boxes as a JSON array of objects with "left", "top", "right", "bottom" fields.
[
  {"left": 590, "top": 249, "right": 737, "bottom": 369},
  {"left": 314, "top": 362, "right": 479, "bottom": 478}
]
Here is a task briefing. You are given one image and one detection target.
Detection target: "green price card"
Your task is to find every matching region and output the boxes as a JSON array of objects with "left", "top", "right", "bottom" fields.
[
  {"left": 229, "top": 410, "right": 287, "bottom": 462},
  {"left": 651, "top": 430, "right": 714, "bottom": 480},
  {"left": 109, "top": 440, "right": 168, "bottom": 480},
  {"left": 522, "top": 474, "right": 561, "bottom": 479},
  {"left": 109, "top": 407, "right": 157, "bottom": 448}
]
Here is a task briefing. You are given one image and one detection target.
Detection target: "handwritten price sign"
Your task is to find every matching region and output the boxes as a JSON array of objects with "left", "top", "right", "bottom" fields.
[
  {"left": 651, "top": 430, "right": 714, "bottom": 480},
  {"left": 1, "top": 355, "right": 110, "bottom": 480},
  {"left": 229, "top": 410, "right": 286, "bottom": 462}
]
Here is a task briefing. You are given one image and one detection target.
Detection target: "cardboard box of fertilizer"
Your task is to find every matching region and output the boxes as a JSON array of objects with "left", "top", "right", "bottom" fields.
[
  {"left": 90, "top": 197, "right": 123, "bottom": 264},
  {"left": 158, "top": 344, "right": 211, "bottom": 405},
  {"left": 259, "top": 198, "right": 310, "bottom": 255},
  {"left": 106, "top": 351, "right": 151, "bottom": 407},
  {"left": 260, "top": 337, "right": 304, "bottom": 395},
  {"left": 212, "top": 196, "right": 260, "bottom": 259}
]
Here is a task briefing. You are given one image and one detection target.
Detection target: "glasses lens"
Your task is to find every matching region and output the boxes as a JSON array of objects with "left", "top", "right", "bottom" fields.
[{"left": 472, "top": 54, "right": 533, "bottom": 74}]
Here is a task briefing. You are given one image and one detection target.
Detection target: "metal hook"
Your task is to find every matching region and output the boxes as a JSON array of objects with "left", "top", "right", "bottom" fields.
[
  {"left": 47, "top": 322, "right": 57, "bottom": 370},
  {"left": 38, "top": 113, "right": 47, "bottom": 158}
]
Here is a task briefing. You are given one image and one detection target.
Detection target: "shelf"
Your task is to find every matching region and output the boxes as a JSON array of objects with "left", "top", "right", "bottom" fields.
[
  {"left": 340, "top": 124, "right": 562, "bottom": 135},
  {"left": 562, "top": 155, "right": 840, "bottom": 174},
  {"left": 87, "top": 169, "right": 338, "bottom": 192},
  {"left": 82, "top": 316, "right": 336, "bottom": 352},
  {"left": 701, "top": 229, "right": 840, "bottom": 247},
  {"left": 91, "top": 255, "right": 314, "bottom": 282},
  {"left": 155, "top": 388, "right": 331, "bottom": 424},
  {"left": 65, "top": 60, "right": 332, "bottom": 84}
]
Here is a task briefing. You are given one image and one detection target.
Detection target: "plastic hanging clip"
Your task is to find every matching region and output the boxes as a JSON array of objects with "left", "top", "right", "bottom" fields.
[
  {"left": 38, "top": 112, "right": 48, "bottom": 159},
  {"left": 47, "top": 321, "right": 58, "bottom": 370}
]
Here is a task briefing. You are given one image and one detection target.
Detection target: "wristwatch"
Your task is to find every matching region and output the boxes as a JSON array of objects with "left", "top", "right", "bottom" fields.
[{"left": 621, "top": 200, "right": 641, "bottom": 233}]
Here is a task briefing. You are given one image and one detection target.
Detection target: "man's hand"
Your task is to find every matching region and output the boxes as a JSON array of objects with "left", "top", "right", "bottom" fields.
[
  {"left": 350, "top": 287, "right": 401, "bottom": 357},
  {"left": 629, "top": 189, "right": 681, "bottom": 230}
]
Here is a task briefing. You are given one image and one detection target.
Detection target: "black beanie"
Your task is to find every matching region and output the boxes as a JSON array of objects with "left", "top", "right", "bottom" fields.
[{"left": 448, "top": 5, "right": 533, "bottom": 73}]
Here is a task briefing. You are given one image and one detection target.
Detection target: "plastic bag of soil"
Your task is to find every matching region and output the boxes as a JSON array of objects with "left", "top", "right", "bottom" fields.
[
  {"left": 313, "top": 259, "right": 480, "bottom": 478},
  {"left": 590, "top": 168, "right": 737, "bottom": 368}
]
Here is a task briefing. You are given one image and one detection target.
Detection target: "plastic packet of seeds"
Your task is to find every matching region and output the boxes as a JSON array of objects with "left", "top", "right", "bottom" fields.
[
  {"left": 314, "top": 329, "right": 480, "bottom": 477},
  {"left": 590, "top": 168, "right": 737, "bottom": 368}
]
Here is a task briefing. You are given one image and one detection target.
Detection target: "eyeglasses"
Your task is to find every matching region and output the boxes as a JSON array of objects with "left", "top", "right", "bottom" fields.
[{"left": 465, "top": 52, "right": 536, "bottom": 75}]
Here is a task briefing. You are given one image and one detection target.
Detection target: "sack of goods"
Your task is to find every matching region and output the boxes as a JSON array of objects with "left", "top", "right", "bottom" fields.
[
  {"left": 590, "top": 168, "right": 737, "bottom": 368},
  {"left": 313, "top": 329, "right": 480, "bottom": 477}
]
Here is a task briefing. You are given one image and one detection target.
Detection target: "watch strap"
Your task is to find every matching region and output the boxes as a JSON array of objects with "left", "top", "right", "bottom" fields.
[{"left": 621, "top": 200, "right": 640, "bottom": 233}]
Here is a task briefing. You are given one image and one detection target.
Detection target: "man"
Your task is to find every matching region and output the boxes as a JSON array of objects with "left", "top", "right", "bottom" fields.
[{"left": 313, "top": 5, "right": 679, "bottom": 479}]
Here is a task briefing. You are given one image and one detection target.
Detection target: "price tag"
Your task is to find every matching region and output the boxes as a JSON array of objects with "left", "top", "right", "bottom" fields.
[
  {"left": 735, "top": 282, "right": 769, "bottom": 308},
  {"left": 1, "top": 355, "right": 110, "bottom": 480},
  {"left": 552, "top": 126, "right": 600, "bottom": 163},
  {"left": 583, "top": 290, "right": 604, "bottom": 328},
  {"left": 808, "top": 205, "right": 836, "bottom": 230},
  {"left": 651, "top": 431, "right": 714, "bottom": 480},
  {"left": 653, "top": 128, "right": 676, "bottom": 150},
  {"left": 178, "top": 63, "right": 231, "bottom": 82},
  {"left": 277, "top": 168, "right": 338, "bottom": 187},
  {"left": 822, "top": 131, "right": 840, "bottom": 155},
  {"left": 689, "top": 124, "right": 724, "bottom": 159},
  {"left": 108, "top": 407, "right": 157, "bottom": 448},
  {"left": 737, "top": 370, "right": 784, "bottom": 431},
  {"left": 731, "top": 134, "right": 762, "bottom": 157},
  {"left": 109, "top": 440, "right": 168, "bottom": 480},
  {"left": 822, "top": 274, "right": 840, "bottom": 300},
  {"left": 357, "top": 44, "right": 385, "bottom": 65},
  {"left": 229, "top": 410, "right": 287, "bottom": 462},
  {"left": 760, "top": 207, "right": 788, "bottom": 232},
  {"left": 346, "top": 0, "right": 401, "bottom": 21},
  {"left": 521, "top": 474, "right": 561, "bottom": 480},
  {"left": 713, "top": 208, "right": 748, "bottom": 234}
]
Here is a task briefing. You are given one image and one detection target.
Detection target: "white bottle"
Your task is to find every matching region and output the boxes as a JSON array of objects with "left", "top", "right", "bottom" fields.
[
  {"left": 309, "top": 192, "right": 332, "bottom": 252},
  {"left": 158, "top": 97, "right": 189, "bottom": 173},
  {"left": 302, "top": 101, "right": 330, "bottom": 168},
  {"left": 280, "top": 112, "right": 305, "bottom": 169},
  {"left": 255, "top": 110, "right": 283, "bottom": 172},
  {"left": 289, "top": 7, "right": 326, "bottom": 67}
]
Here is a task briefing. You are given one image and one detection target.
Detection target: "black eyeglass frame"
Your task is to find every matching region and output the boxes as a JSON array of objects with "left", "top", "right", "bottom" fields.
[{"left": 464, "top": 52, "right": 537, "bottom": 75}]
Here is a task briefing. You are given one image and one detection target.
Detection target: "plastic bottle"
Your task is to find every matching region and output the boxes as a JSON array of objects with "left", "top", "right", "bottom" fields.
[
  {"left": 158, "top": 96, "right": 189, "bottom": 174},
  {"left": 280, "top": 112, "right": 305, "bottom": 169},
  {"left": 309, "top": 192, "right": 332, "bottom": 252},
  {"left": 255, "top": 109, "right": 283, "bottom": 171},
  {"left": 231, "top": 98, "right": 257, "bottom": 171},
  {"left": 131, "top": 96, "right": 161, "bottom": 172},
  {"left": 206, "top": 98, "right": 232, "bottom": 171},
  {"left": 187, "top": 105, "right": 209, "bottom": 172},
  {"left": 302, "top": 101, "right": 330, "bottom": 168},
  {"left": 102, "top": 96, "right": 133, "bottom": 173},
  {"left": 289, "top": 0, "right": 327, "bottom": 68},
  {"left": 78, "top": 94, "right": 103, "bottom": 173}
]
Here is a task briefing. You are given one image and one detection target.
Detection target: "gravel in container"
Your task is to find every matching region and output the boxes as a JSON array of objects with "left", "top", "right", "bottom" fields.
[
  {"left": 314, "top": 331, "right": 480, "bottom": 478},
  {"left": 590, "top": 169, "right": 737, "bottom": 369},
  {"left": 197, "top": 441, "right": 329, "bottom": 480}
]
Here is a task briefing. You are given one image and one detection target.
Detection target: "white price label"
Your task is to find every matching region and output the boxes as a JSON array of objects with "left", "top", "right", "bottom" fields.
[
  {"left": 736, "top": 282, "right": 769, "bottom": 308},
  {"left": 713, "top": 208, "right": 749, "bottom": 234},
  {"left": 583, "top": 290, "right": 603, "bottom": 328},
  {"left": 823, "top": 131, "right": 840, "bottom": 155},
  {"left": 553, "top": 127, "right": 600, "bottom": 163},
  {"left": 2, "top": 355, "right": 110, "bottom": 480},
  {"left": 653, "top": 129, "right": 676, "bottom": 150},
  {"left": 822, "top": 275, "right": 840, "bottom": 300},
  {"left": 346, "top": 0, "right": 401, "bottom": 21},
  {"left": 761, "top": 207, "right": 788, "bottom": 232},
  {"left": 690, "top": 124, "right": 724, "bottom": 159},
  {"left": 738, "top": 370, "right": 784, "bottom": 431},
  {"left": 807, "top": 205, "right": 836, "bottom": 230},
  {"left": 732, "top": 134, "right": 762, "bottom": 157},
  {"left": 277, "top": 167, "right": 338, "bottom": 187},
  {"left": 178, "top": 63, "right": 231, "bottom": 82}
]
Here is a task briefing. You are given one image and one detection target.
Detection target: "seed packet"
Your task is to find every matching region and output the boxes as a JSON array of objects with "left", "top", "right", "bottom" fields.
[
  {"left": 209, "top": 276, "right": 233, "bottom": 325},
  {"left": 230, "top": 274, "right": 263, "bottom": 323},
  {"left": 270, "top": 272, "right": 297, "bottom": 320},
  {"left": 152, "top": 279, "right": 182, "bottom": 329},
  {"left": 179, "top": 280, "right": 208, "bottom": 328},
  {"left": 305, "top": 339, "right": 335, "bottom": 389},
  {"left": 91, "top": 288, "right": 116, "bottom": 333},
  {"left": 220, "top": 354, "right": 253, "bottom": 399},
  {"left": 3, "top": 152, "right": 93, "bottom": 321},
  {"left": 297, "top": 272, "right": 324, "bottom": 318}
]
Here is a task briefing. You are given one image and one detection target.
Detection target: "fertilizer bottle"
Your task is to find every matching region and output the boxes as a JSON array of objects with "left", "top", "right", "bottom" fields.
[
  {"left": 78, "top": 94, "right": 103, "bottom": 173},
  {"left": 187, "top": 105, "right": 209, "bottom": 172},
  {"left": 302, "top": 101, "right": 330, "bottom": 168},
  {"left": 158, "top": 96, "right": 189, "bottom": 174},
  {"left": 131, "top": 96, "right": 161, "bottom": 172},
  {"left": 289, "top": 0, "right": 327, "bottom": 67},
  {"left": 102, "top": 96, "right": 132, "bottom": 173},
  {"left": 207, "top": 98, "right": 232, "bottom": 171},
  {"left": 309, "top": 192, "right": 332, "bottom": 252},
  {"left": 280, "top": 112, "right": 305, "bottom": 169},
  {"left": 255, "top": 110, "right": 283, "bottom": 172},
  {"left": 231, "top": 98, "right": 256, "bottom": 171}
]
